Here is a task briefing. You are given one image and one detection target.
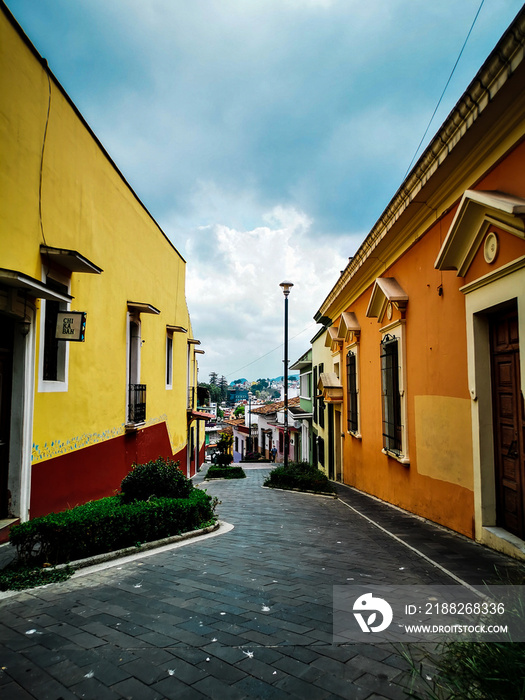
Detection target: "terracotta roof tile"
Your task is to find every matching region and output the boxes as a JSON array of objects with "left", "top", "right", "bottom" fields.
[{"left": 252, "top": 396, "right": 300, "bottom": 415}]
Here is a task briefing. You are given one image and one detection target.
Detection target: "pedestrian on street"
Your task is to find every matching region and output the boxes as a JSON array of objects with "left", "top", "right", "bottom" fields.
[{"left": 271, "top": 446, "right": 277, "bottom": 462}]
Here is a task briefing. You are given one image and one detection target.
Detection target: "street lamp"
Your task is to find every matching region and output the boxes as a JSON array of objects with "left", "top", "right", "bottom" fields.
[
  {"left": 247, "top": 391, "right": 252, "bottom": 454},
  {"left": 280, "top": 280, "right": 293, "bottom": 469}
]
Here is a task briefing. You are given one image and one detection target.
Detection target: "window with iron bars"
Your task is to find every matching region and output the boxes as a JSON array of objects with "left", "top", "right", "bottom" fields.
[
  {"left": 380, "top": 335, "right": 402, "bottom": 455},
  {"left": 346, "top": 349, "right": 358, "bottom": 433},
  {"left": 128, "top": 384, "right": 146, "bottom": 424}
]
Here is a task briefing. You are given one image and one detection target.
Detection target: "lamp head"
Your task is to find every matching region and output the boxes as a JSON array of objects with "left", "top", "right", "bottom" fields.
[{"left": 279, "top": 280, "right": 294, "bottom": 297}]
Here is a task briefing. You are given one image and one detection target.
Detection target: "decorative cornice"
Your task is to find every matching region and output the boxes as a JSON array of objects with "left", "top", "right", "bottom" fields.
[{"left": 317, "top": 7, "right": 525, "bottom": 319}]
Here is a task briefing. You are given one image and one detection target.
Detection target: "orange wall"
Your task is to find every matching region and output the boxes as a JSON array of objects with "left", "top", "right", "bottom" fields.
[
  {"left": 338, "top": 139, "right": 525, "bottom": 538},
  {"left": 340, "top": 211, "right": 475, "bottom": 534}
]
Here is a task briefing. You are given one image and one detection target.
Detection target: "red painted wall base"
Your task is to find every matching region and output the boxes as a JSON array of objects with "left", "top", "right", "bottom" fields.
[{"left": 30, "top": 422, "right": 187, "bottom": 519}]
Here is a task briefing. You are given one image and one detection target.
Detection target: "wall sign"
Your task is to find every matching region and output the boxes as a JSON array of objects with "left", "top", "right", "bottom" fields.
[{"left": 55, "top": 311, "right": 86, "bottom": 342}]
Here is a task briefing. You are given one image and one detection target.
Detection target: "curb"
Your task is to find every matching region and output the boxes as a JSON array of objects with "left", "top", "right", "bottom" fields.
[
  {"left": 262, "top": 485, "right": 338, "bottom": 499},
  {"left": 52, "top": 521, "right": 221, "bottom": 572}
]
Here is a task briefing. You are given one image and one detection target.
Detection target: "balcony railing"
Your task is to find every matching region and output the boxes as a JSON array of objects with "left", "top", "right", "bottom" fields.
[
  {"left": 187, "top": 385, "right": 195, "bottom": 410},
  {"left": 128, "top": 383, "right": 146, "bottom": 424}
]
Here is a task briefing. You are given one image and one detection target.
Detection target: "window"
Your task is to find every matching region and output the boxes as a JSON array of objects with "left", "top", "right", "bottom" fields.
[
  {"left": 127, "top": 316, "right": 146, "bottom": 424},
  {"left": 313, "top": 367, "right": 318, "bottom": 423},
  {"left": 346, "top": 349, "right": 358, "bottom": 433},
  {"left": 39, "top": 275, "right": 69, "bottom": 390},
  {"left": 300, "top": 371, "right": 312, "bottom": 399},
  {"left": 166, "top": 334, "right": 173, "bottom": 388},
  {"left": 318, "top": 395, "right": 325, "bottom": 429},
  {"left": 318, "top": 436, "right": 325, "bottom": 466},
  {"left": 318, "top": 363, "right": 325, "bottom": 427},
  {"left": 381, "top": 334, "right": 402, "bottom": 455}
]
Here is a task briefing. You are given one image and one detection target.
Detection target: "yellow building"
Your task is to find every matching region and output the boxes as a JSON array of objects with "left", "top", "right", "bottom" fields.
[{"left": 0, "top": 3, "right": 206, "bottom": 529}]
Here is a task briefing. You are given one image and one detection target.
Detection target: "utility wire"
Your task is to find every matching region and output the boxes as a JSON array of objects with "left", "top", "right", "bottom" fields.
[
  {"left": 403, "top": 0, "right": 485, "bottom": 178},
  {"left": 225, "top": 321, "right": 317, "bottom": 379}
]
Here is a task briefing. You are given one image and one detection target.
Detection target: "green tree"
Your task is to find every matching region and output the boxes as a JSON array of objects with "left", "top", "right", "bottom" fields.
[{"left": 234, "top": 405, "right": 245, "bottom": 418}]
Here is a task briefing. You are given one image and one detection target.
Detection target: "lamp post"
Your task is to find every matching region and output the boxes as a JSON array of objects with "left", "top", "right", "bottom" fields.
[
  {"left": 247, "top": 391, "right": 252, "bottom": 454},
  {"left": 280, "top": 281, "right": 293, "bottom": 469}
]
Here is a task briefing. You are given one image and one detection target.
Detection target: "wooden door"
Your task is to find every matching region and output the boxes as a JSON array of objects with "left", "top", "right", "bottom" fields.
[{"left": 490, "top": 305, "right": 525, "bottom": 539}]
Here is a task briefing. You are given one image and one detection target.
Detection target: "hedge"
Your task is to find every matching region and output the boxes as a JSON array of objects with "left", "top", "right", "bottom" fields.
[
  {"left": 206, "top": 465, "right": 246, "bottom": 480},
  {"left": 9, "top": 489, "right": 214, "bottom": 565},
  {"left": 120, "top": 457, "right": 192, "bottom": 503},
  {"left": 264, "top": 461, "right": 337, "bottom": 494}
]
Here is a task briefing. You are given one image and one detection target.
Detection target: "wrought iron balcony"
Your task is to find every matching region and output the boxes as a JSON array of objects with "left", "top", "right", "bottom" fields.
[{"left": 128, "top": 383, "right": 146, "bottom": 424}]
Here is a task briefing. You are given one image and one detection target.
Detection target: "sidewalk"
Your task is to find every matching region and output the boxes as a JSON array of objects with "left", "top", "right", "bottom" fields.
[{"left": 0, "top": 464, "right": 522, "bottom": 699}]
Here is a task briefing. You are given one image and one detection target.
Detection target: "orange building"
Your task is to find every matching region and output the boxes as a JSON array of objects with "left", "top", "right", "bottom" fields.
[{"left": 314, "top": 8, "right": 525, "bottom": 559}]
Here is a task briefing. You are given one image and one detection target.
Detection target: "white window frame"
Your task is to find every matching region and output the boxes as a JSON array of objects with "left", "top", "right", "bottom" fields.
[
  {"left": 38, "top": 269, "right": 70, "bottom": 393},
  {"left": 379, "top": 319, "right": 409, "bottom": 464},
  {"left": 126, "top": 312, "right": 142, "bottom": 424},
  {"left": 300, "top": 371, "right": 312, "bottom": 399}
]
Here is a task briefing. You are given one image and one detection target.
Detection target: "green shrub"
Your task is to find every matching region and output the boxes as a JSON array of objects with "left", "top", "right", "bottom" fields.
[
  {"left": 207, "top": 465, "right": 246, "bottom": 479},
  {"left": 264, "top": 461, "right": 336, "bottom": 494},
  {"left": 243, "top": 452, "right": 265, "bottom": 462},
  {"left": 215, "top": 453, "right": 233, "bottom": 467},
  {"left": 9, "top": 489, "right": 214, "bottom": 565},
  {"left": 403, "top": 637, "right": 525, "bottom": 699},
  {"left": 120, "top": 457, "right": 192, "bottom": 503}
]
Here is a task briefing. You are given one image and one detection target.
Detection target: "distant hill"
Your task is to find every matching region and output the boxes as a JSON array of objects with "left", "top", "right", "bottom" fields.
[{"left": 229, "top": 375, "right": 299, "bottom": 386}]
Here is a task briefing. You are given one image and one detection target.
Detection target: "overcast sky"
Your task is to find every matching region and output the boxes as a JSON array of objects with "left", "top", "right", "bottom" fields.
[{"left": 7, "top": 0, "right": 523, "bottom": 382}]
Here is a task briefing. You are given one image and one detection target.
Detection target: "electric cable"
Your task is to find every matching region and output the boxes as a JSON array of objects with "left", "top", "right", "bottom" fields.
[{"left": 403, "top": 0, "right": 485, "bottom": 178}]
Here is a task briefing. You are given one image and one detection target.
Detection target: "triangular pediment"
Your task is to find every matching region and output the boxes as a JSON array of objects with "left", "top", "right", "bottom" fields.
[
  {"left": 317, "top": 372, "right": 343, "bottom": 403},
  {"left": 366, "top": 277, "right": 408, "bottom": 322},
  {"left": 337, "top": 311, "right": 360, "bottom": 342},
  {"left": 435, "top": 190, "right": 525, "bottom": 277},
  {"left": 324, "top": 325, "right": 342, "bottom": 351}
]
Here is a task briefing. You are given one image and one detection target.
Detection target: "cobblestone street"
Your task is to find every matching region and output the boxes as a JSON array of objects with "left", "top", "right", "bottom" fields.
[{"left": 0, "top": 465, "right": 522, "bottom": 699}]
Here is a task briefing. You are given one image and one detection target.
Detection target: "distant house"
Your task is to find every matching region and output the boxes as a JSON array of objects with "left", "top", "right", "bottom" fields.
[
  {"left": 228, "top": 388, "right": 249, "bottom": 404},
  {"left": 0, "top": 3, "right": 207, "bottom": 533},
  {"left": 290, "top": 350, "right": 314, "bottom": 463},
  {"left": 222, "top": 418, "right": 247, "bottom": 462},
  {"left": 311, "top": 7, "right": 525, "bottom": 559},
  {"left": 252, "top": 397, "right": 301, "bottom": 462}
]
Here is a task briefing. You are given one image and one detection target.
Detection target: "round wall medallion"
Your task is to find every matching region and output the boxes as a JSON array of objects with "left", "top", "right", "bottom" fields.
[
  {"left": 386, "top": 302, "right": 393, "bottom": 320},
  {"left": 483, "top": 232, "right": 499, "bottom": 264}
]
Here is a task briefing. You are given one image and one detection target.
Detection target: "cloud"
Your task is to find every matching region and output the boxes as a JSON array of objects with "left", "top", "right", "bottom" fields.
[
  {"left": 6, "top": 0, "right": 524, "bottom": 380},
  {"left": 182, "top": 203, "right": 349, "bottom": 379}
]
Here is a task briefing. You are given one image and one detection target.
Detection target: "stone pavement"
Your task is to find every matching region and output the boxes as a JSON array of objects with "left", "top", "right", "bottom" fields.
[{"left": 0, "top": 464, "right": 523, "bottom": 700}]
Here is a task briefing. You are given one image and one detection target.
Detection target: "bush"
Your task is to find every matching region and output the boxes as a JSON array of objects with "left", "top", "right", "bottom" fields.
[
  {"left": 215, "top": 453, "right": 233, "bottom": 467},
  {"left": 9, "top": 489, "right": 214, "bottom": 565},
  {"left": 207, "top": 465, "right": 246, "bottom": 480},
  {"left": 264, "top": 461, "right": 337, "bottom": 494},
  {"left": 120, "top": 457, "right": 192, "bottom": 503},
  {"left": 243, "top": 452, "right": 265, "bottom": 462}
]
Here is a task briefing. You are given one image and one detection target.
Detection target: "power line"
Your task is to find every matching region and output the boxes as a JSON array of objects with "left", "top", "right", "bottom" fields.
[
  {"left": 403, "top": 0, "right": 485, "bottom": 178},
  {"left": 225, "top": 321, "right": 317, "bottom": 379}
]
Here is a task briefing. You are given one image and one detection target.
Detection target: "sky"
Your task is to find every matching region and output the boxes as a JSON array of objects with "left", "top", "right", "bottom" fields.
[{"left": 5, "top": 0, "right": 524, "bottom": 383}]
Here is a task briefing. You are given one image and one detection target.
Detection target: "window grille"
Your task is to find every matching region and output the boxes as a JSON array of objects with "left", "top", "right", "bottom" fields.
[
  {"left": 128, "top": 384, "right": 146, "bottom": 423},
  {"left": 380, "top": 335, "right": 402, "bottom": 454},
  {"left": 318, "top": 436, "right": 325, "bottom": 466},
  {"left": 346, "top": 350, "right": 358, "bottom": 433}
]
